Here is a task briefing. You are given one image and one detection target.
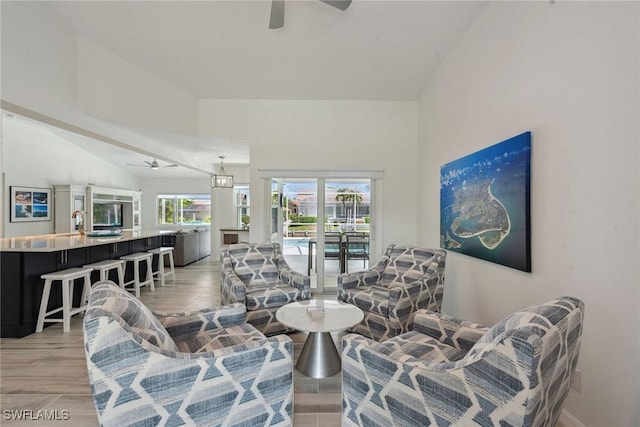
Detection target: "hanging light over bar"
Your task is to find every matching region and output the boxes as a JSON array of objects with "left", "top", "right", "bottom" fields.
[{"left": 212, "top": 156, "right": 234, "bottom": 188}]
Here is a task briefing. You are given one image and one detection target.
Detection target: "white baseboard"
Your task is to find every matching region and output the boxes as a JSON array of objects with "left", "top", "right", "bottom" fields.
[{"left": 559, "top": 410, "right": 586, "bottom": 427}]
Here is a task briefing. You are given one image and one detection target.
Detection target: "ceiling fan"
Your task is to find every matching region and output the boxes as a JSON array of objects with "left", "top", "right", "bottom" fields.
[
  {"left": 269, "top": 0, "right": 352, "bottom": 29},
  {"left": 127, "top": 158, "right": 178, "bottom": 170}
]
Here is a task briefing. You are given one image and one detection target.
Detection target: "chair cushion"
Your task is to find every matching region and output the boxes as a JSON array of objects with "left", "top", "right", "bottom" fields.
[
  {"left": 342, "top": 285, "right": 390, "bottom": 317},
  {"left": 381, "top": 247, "right": 435, "bottom": 287},
  {"left": 383, "top": 330, "right": 467, "bottom": 364},
  {"left": 245, "top": 284, "right": 305, "bottom": 310},
  {"left": 227, "top": 244, "right": 280, "bottom": 287},
  {"left": 175, "top": 323, "right": 266, "bottom": 353},
  {"left": 87, "top": 283, "right": 178, "bottom": 353}
]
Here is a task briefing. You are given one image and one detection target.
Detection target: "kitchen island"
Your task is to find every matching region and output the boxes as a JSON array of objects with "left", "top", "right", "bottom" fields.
[{"left": 0, "top": 230, "right": 162, "bottom": 337}]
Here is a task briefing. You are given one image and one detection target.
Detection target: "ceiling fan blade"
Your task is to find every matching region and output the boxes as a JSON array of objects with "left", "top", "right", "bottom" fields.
[
  {"left": 164, "top": 164, "right": 179, "bottom": 168},
  {"left": 319, "top": 0, "right": 352, "bottom": 11},
  {"left": 269, "top": 0, "right": 285, "bottom": 29},
  {"left": 144, "top": 160, "right": 154, "bottom": 167},
  {"left": 126, "top": 163, "right": 149, "bottom": 167}
]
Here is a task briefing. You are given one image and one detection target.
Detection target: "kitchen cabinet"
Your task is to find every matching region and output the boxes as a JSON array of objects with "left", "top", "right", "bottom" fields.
[
  {"left": 0, "top": 231, "right": 161, "bottom": 337},
  {"left": 53, "top": 185, "right": 87, "bottom": 233}
]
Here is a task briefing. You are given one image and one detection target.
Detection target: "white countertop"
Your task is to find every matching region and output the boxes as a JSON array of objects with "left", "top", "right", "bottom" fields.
[{"left": 0, "top": 230, "right": 162, "bottom": 252}]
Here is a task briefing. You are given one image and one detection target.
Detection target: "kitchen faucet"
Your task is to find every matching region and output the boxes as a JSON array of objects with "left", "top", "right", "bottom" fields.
[{"left": 71, "top": 210, "right": 87, "bottom": 236}]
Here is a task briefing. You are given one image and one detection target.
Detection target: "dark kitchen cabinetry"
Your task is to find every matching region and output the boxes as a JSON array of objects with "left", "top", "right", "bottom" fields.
[{"left": 1, "top": 235, "right": 160, "bottom": 338}]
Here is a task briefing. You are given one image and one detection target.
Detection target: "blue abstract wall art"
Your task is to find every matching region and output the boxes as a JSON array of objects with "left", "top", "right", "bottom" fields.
[{"left": 440, "top": 131, "right": 531, "bottom": 272}]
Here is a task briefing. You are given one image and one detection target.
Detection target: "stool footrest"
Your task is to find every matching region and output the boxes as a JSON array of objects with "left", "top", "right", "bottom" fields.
[{"left": 41, "top": 305, "right": 86, "bottom": 322}]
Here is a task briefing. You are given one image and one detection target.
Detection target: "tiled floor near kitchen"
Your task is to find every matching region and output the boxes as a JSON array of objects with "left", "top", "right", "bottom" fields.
[
  {"left": 0, "top": 256, "right": 570, "bottom": 427},
  {"left": 0, "top": 258, "right": 342, "bottom": 427}
]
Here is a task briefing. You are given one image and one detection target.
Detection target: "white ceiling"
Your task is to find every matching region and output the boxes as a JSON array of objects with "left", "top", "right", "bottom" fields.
[
  {"left": 27, "top": 1, "right": 487, "bottom": 177},
  {"left": 48, "top": 0, "right": 485, "bottom": 100}
]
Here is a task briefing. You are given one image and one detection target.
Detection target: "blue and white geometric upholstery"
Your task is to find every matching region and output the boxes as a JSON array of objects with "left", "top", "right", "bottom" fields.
[
  {"left": 221, "top": 242, "right": 311, "bottom": 336},
  {"left": 342, "top": 296, "right": 585, "bottom": 427},
  {"left": 83, "top": 281, "right": 294, "bottom": 427},
  {"left": 337, "top": 245, "right": 446, "bottom": 341}
]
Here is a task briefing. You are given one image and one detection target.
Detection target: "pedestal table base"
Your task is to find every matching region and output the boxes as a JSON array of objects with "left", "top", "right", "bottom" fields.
[{"left": 296, "top": 332, "right": 341, "bottom": 378}]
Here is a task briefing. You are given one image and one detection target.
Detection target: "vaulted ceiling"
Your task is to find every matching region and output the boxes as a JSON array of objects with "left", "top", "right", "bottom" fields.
[
  {"left": 48, "top": 1, "right": 486, "bottom": 100},
  {"left": 6, "top": 1, "right": 487, "bottom": 178}
]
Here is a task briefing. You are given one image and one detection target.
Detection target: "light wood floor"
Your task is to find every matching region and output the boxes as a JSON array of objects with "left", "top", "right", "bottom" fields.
[
  {"left": 0, "top": 258, "right": 569, "bottom": 427},
  {"left": 0, "top": 257, "right": 341, "bottom": 427}
]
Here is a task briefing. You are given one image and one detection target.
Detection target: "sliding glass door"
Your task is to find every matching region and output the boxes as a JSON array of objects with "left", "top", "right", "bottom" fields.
[
  {"left": 322, "top": 180, "right": 371, "bottom": 291},
  {"left": 268, "top": 176, "right": 374, "bottom": 295}
]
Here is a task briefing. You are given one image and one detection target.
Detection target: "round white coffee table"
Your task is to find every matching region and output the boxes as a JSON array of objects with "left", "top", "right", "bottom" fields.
[{"left": 276, "top": 299, "right": 364, "bottom": 378}]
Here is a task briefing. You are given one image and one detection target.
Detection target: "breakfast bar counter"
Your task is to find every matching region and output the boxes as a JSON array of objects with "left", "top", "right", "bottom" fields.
[
  {"left": 0, "top": 230, "right": 161, "bottom": 252},
  {"left": 1, "top": 231, "right": 162, "bottom": 337}
]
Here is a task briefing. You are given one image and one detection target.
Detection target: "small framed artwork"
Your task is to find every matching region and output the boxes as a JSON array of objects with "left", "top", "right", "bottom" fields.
[{"left": 10, "top": 186, "right": 52, "bottom": 222}]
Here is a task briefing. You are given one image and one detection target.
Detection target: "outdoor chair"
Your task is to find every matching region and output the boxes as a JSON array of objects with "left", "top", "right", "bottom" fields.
[
  {"left": 323, "top": 232, "right": 344, "bottom": 273},
  {"left": 221, "top": 242, "right": 311, "bottom": 336},
  {"left": 344, "top": 232, "right": 369, "bottom": 272},
  {"left": 337, "top": 245, "right": 446, "bottom": 341},
  {"left": 342, "top": 296, "right": 585, "bottom": 427},
  {"left": 83, "top": 281, "right": 293, "bottom": 427}
]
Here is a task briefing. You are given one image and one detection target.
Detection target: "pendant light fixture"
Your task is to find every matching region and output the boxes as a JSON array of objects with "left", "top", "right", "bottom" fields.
[{"left": 212, "top": 156, "right": 234, "bottom": 188}]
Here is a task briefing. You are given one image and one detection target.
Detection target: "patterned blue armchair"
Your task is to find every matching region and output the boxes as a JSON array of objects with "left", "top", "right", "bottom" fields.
[
  {"left": 337, "top": 245, "right": 446, "bottom": 341},
  {"left": 83, "top": 281, "right": 293, "bottom": 427},
  {"left": 221, "top": 242, "right": 311, "bottom": 336},
  {"left": 342, "top": 296, "right": 585, "bottom": 427}
]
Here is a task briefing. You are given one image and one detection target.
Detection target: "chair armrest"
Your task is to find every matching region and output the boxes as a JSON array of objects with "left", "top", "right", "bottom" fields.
[
  {"left": 413, "top": 309, "right": 489, "bottom": 353},
  {"left": 387, "top": 279, "right": 421, "bottom": 308},
  {"left": 337, "top": 270, "right": 366, "bottom": 289},
  {"left": 337, "top": 268, "right": 382, "bottom": 295},
  {"left": 387, "top": 278, "right": 421, "bottom": 297},
  {"left": 337, "top": 251, "right": 391, "bottom": 297},
  {"left": 221, "top": 269, "right": 247, "bottom": 305},
  {"left": 275, "top": 251, "right": 311, "bottom": 293},
  {"left": 384, "top": 250, "right": 446, "bottom": 308},
  {"left": 191, "top": 333, "right": 292, "bottom": 358},
  {"left": 154, "top": 303, "right": 248, "bottom": 342},
  {"left": 343, "top": 333, "right": 457, "bottom": 373},
  {"left": 279, "top": 265, "right": 311, "bottom": 293},
  {"left": 385, "top": 276, "right": 443, "bottom": 333},
  {"left": 342, "top": 333, "right": 395, "bottom": 357}
]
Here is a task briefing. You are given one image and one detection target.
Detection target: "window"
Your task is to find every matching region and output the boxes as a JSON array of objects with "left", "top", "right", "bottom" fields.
[
  {"left": 234, "top": 185, "right": 250, "bottom": 229},
  {"left": 157, "top": 194, "right": 211, "bottom": 225}
]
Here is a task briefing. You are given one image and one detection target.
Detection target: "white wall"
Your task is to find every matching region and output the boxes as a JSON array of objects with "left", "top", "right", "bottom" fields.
[
  {"left": 1, "top": 116, "right": 141, "bottom": 237},
  {"left": 1, "top": 1, "right": 78, "bottom": 121},
  {"left": 418, "top": 2, "right": 639, "bottom": 426},
  {"left": 199, "top": 100, "right": 419, "bottom": 255},
  {"left": 1, "top": 1, "right": 199, "bottom": 144},
  {"left": 76, "top": 36, "right": 199, "bottom": 136}
]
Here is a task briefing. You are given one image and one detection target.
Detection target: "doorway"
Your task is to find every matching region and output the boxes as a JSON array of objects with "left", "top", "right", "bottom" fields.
[{"left": 269, "top": 177, "right": 375, "bottom": 295}]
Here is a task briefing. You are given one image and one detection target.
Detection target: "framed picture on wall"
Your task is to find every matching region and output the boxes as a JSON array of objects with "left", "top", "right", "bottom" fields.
[
  {"left": 440, "top": 131, "right": 531, "bottom": 272},
  {"left": 10, "top": 186, "right": 52, "bottom": 222}
]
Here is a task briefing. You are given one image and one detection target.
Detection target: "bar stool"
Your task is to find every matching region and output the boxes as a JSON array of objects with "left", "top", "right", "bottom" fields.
[
  {"left": 36, "top": 267, "right": 93, "bottom": 333},
  {"left": 120, "top": 253, "right": 154, "bottom": 298},
  {"left": 148, "top": 247, "right": 176, "bottom": 287},
  {"left": 83, "top": 259, "right": 125, "bottom": 288}
]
